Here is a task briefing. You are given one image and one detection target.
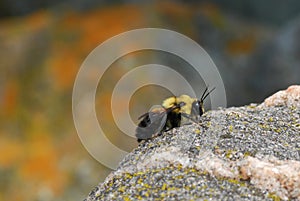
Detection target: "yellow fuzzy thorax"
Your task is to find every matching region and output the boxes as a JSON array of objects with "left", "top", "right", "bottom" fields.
[{"left": 162, "top": 94, "right": 197, "bottom": 115}]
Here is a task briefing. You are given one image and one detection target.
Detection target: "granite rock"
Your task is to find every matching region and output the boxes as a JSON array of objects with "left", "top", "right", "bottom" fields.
[{"left": 85, "top": 85, "right": 300, "bottom": 201}]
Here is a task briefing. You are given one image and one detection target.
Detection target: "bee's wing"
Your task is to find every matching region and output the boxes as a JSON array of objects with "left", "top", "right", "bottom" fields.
[
  {"left": 138, "top": 112, "right": 150, "bottom": 120},
  {"left": 135, "top": 107, "right": 167, "bottom": 141}
]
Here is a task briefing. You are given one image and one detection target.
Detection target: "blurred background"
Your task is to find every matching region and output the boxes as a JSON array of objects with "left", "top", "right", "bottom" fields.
[{"left": 1, "top": 0, "right": 300, "bottom": 200}]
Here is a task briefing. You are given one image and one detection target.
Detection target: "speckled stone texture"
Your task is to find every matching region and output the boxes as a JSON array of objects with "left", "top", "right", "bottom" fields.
[{"left": 85, "top": 85, "right": 300, "bottom": 201}]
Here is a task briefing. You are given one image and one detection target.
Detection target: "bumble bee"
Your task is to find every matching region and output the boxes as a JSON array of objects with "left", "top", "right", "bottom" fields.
[{"left": 135, "top": 87, "right": 215, "bottom": 142}]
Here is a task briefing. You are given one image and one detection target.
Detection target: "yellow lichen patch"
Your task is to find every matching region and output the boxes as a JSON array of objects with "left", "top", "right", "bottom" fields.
[
  {"left": 118, "top": 186, "right": 126, "bottom": 193},
  {"left": 273, "top": 128, "right": 282, "bottom": 133},
  {"left": 225, "top": 150, "right": 236, "bottom": 159},
  {"left": 161, "top": 183, "right": 167, "bottom": 190},
  {"left": 227, "top": 179, "right": 245, "bottom": 187},
  {"left": 124, "top": 196, "right": 131, "bottom": 201},
  {"left": 228, "top": 125, "right": 234, "bottom": 132},
  {"left": 243, "top": 152, "right": 252, "bottom": 158},
  {"left": 267, "top": 192, "right": 281, "bottom": 201}
]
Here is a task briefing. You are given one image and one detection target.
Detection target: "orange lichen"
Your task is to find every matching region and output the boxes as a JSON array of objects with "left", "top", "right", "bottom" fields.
[
  {"left": 25, "top": 10, "right": 51, "bottom": 31},
  {"left": 48, "top": 50, "right": 80, "bottom": 90},
  {"left": 18, "top": 135, "right": 68, "bottom": 195},
  {"left": 1, "top": 81, "right": 18, "bottom": 116},
  {"left": 156, "top": 1, "right": 192, "bottom": 17},
  {"left": 226, "top": 36, "right": 256, "bottom": 55},
  {"left": 0, "top": 136, "right": 22, "bottom": 168}
]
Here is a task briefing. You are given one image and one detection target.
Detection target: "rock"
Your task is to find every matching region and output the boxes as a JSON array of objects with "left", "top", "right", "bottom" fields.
[
  {"left": 85, "top": 85, "right": 300, "bottom": 201},
  {"left": 262, "top": 85, "right": 300, "bottom": 107},
  {"left": 239, "top": 156, "right": 300, "bottom": 200}
]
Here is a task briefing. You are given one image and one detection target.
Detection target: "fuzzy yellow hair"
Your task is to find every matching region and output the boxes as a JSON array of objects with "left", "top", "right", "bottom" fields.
[{"left": 162, "top": 94, "right": 196, "bottom": 115}]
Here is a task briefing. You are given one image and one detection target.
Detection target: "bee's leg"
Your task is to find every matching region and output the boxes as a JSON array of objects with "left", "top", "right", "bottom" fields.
[
  {"left": 181, "top": 113, "right": 198, "bottom": 123},
  {"left": 164, "top": 128, "right": 173, "bottom": 132},
  {"left": 137, "top": 138, "right": 151, "bottom": 143},
  {"left": 188, "top": 134, "right": 198, "bottom": 152}
]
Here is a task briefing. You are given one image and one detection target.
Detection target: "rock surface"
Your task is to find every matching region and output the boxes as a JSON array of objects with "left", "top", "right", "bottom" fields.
[{"left": 85, "top": 85, "right": 300, "bottom": 201}]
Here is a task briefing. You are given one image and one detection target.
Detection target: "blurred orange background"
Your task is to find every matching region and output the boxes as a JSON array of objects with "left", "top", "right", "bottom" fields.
[{"left": 0, "top": 2, "right": 198, "bottom": 200}]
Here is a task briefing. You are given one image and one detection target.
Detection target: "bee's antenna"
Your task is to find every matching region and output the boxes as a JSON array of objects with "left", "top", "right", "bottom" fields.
[
  {"left": 200, "top": 86, "right": 209, "bottom": 101},
  {"left": 201, "top": 87, "right": 215, "bottom": 102}
]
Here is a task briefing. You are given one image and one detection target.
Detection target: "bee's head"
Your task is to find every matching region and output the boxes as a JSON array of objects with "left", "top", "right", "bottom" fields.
[
  {"left": 191, "top": 100, "right": 204, "bottom": 119},
  {"left": 191, "top": 86, "right": 215, "bottom": 119}
]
